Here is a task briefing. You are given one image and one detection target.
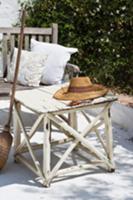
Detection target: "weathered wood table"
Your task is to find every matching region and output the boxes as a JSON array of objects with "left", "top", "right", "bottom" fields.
[{"left": 13, "top": 84, "right": 117, "bottom": 187}]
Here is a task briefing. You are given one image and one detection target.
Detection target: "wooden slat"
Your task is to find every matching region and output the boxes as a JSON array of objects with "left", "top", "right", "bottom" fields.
[
  {"left": 0, "top": 78, "right": 34, "bottom": 98},
  {"left": 38, "top": 35, "right": 43, "bottom": 42},
  {"left": 51, "top": 23, "right": 58, "bottom": 43},
  {"left": 5, "top": 33, "right": 12, "bottom": 75},
  {"left": 10, "top": 34, "right": 15, "bottom": 53},
  {"left": 45, "top": 36, "right": 50, "bottom": 42},
  {"left": 2, "top": 34, "right": 8, "bottom": 76},
  {"left": 24, "top": 35, "right": 30, "bottom": 50},
  {"left": 0, "top": 27, "right": 52, "bottom": 35}
]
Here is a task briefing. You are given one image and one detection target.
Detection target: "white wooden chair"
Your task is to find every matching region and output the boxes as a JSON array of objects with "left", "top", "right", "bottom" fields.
[{"left": 0, "top": 23, "right": 79, "bottom": 95}]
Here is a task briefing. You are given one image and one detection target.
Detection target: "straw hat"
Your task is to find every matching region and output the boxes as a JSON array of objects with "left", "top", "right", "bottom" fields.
[{"left": 53, "top": 77, "right": 108, "bottom": 101}]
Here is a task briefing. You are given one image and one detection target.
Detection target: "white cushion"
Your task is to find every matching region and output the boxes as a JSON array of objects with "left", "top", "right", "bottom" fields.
[
  {"left": 31, "top": 39, "right": 78, "bottom": 85},
  {"left": 7, "top": 48, "right": 48, "bottom": 87}
]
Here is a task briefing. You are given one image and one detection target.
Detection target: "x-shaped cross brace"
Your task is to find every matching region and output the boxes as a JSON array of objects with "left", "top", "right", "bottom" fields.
[{"left": 14, "top": 101, "right": 115, "bottom": 187}]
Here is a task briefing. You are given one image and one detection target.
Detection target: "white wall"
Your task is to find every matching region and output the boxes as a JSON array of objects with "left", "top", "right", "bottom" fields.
[
  {"left": 0, "top": 0, "right": 19, "bottom": 75},
  {"left": 0, "top": 0, "right": 19, "bottom": 27}
]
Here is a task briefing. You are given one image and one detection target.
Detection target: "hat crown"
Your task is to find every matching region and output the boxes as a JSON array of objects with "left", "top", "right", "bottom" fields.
[{"left": 68, "top": 77, "right": 92, "bottom": 93}]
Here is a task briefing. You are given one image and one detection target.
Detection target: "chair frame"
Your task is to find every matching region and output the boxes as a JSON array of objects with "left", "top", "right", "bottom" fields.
[
  {"left": 0, "top": 24, "right": 58, "bottom": 77},
  {"left": 0, "top": 24, "right": 79, "bottom": 95}
]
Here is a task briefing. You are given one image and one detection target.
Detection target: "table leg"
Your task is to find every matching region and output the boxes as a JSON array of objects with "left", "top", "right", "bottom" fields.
[
  {"left": 43, "top": 115, "right": 51, "bottom": 187},
  {"left": 104, "top": 107, "right": 115, "bottom": 171},
  {"left": 69, "top": 112, "right": 77, "bottom": 130}
]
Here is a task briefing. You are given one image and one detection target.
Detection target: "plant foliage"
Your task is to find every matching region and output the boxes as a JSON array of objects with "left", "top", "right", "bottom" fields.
[{"left": 22, "top": 0, "right": 133, "bottom": 94}]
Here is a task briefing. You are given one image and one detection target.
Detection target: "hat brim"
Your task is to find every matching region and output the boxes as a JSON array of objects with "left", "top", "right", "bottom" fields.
[{"left": 53, "top": 84, "right": 108, "bottom": 101}]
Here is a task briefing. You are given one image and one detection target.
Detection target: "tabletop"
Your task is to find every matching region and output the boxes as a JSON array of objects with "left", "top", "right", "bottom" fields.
[{"left": 14, "top": 83, "right": 117, "bottom": 114}]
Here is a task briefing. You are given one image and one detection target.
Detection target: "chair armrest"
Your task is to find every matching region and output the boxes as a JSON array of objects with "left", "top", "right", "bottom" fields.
[
  {"left": 66, "top": 63, "right": 80, "bottom": 73},
  {"left": 63, "top": 63, "right": 80, "bottom": 82}
]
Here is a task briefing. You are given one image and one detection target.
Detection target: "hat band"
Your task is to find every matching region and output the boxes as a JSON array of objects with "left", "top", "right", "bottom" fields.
[{"left": 68, "top": 86, "right": 93, "bottom": 93}]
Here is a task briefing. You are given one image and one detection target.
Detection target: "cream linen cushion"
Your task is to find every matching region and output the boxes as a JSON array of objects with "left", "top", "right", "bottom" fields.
[
  {"left": 31, "top": 39, "right": 78, "bottom": 85},
  {"left": 7, "top": 48, "right": 48, "bottom": 87}
]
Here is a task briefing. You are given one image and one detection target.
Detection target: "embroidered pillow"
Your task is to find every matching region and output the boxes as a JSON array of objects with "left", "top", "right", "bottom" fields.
[
  {"left": 31, "top": 39, "right": 78, "bottom": 85},
  {"left": 7, "top": 48, "right": 48, "bottom": 87}
]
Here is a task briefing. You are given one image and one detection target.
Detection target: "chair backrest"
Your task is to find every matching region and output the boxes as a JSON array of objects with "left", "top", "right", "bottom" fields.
[{"left": 0, "top": 23, "right": 58, "bottom": 77}]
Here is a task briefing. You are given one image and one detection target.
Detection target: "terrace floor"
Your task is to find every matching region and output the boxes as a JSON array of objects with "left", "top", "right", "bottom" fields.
[{"left": 0, "top": 98, "right": 133, "bottom": 200}]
